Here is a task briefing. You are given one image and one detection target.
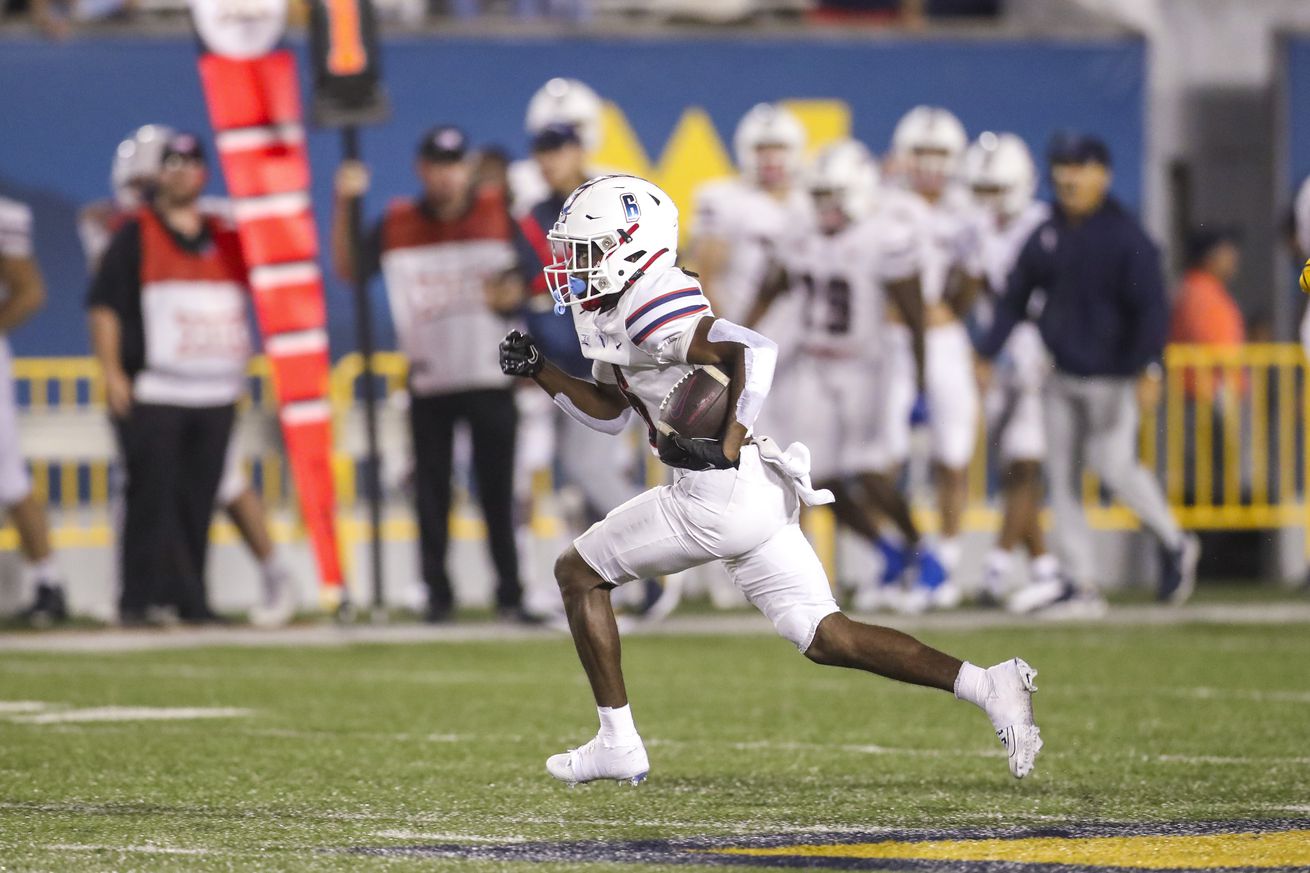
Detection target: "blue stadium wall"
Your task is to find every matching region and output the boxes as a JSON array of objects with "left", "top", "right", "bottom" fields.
[{"left": 0, "top": 34, "right": 1144, "bottom": 357}]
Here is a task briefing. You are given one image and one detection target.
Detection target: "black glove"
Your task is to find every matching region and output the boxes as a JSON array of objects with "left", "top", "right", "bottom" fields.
[
  {"left": 499, "top": 329, "right": 543, "bottom": 378},
  {"left": 658, "top": 435, "right": 738, "bottom": 472}
]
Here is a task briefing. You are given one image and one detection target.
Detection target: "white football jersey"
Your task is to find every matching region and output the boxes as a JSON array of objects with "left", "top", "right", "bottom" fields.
[
  {"left": 573, "top": 262, "right": 712, "bottom": 442},
  {"left": 914, "top": 184, "right": 986, "bottom": 306},
  {"left": 979, "top": 200, "right": 1049, "bottom": 295},
  {"left": 0, "top": 197, "right": 33, "bottom": 311},
  {"left": 781, "top": 190, "right": 924, "bottom": 360},
  {"left": 978, "top": 200, "right": 1052, "bottom": 391},
  {"left": 691, "top": 178, "right": 811, "bottom": 324}
]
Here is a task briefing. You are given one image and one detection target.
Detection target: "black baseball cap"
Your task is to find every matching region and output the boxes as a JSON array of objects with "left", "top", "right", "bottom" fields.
[
  {"left": 1047, "top": 131, "right": 1111, "bottom": 167},
  {"left": 160, "top": 132, "right": 206, "bottom": 165},
  {"left": 531, "top": 123, "right": 582, "bottom": 154},
  {"left": 417, "top": 125, "right": 468, "bottom": 163}
]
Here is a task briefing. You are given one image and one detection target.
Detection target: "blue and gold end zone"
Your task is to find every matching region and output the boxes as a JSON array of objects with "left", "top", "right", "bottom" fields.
[{"left": 349, "top": 818, "right": 1310, "bottom": 871}]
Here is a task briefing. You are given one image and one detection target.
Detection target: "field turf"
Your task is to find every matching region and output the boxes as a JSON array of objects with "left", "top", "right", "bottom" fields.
[{"left": 1, "top": 607, "right": 1308, "bottom": 871}]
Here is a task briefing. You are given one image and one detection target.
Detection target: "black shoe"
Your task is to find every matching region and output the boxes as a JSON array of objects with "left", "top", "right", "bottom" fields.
[
  {"left": 21, "top": 584, "right": 68, "bottom": 628},
  {"left": 425, "top": 602, "right": 453, "bottom": 624},
  {"left": 181, "top": 610, "right": 232, "bottom": 626},
  {"left": 1158, "top": 533, "right": 1200, "bottom": 605}
]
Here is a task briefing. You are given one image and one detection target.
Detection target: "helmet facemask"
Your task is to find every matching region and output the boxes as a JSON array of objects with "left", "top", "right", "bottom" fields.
[{"left": 544, "top": 226, "right": 623, "bottom": 310}]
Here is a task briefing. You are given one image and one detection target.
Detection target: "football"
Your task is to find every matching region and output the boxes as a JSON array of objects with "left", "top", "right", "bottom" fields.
[{"left": 657, "top": 365, "right": 731, "bottom": 454}]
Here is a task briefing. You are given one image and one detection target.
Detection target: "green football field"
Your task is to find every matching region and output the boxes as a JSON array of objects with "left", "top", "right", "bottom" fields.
[{"left": 2, "top": 601, "right": 1309, "bottom": 872}]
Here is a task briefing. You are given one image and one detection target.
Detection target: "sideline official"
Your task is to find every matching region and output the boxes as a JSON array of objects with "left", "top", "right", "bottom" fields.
[
  {"left": 87, "top": 132, "right": 251, "bottom": 625},
  {"left": 976, "top": 132, "right": 1199, "bottom": 610},
  {"left": 332, "top": 126, "right": 537, "bottom": 622}
]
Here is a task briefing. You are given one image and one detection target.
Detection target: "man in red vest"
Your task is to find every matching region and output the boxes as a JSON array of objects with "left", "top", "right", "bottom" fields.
[
  {"left": 332, "top": 126, "right": 537, "bottom": 623},
  {"left": 87, "top": 132, "right": 251, "bottom": 625}
]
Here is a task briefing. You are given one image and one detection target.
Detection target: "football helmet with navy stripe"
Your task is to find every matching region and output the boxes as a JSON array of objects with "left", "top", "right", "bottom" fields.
[{"left": 545, "top": 174, "right": 679, "bottom": 310}]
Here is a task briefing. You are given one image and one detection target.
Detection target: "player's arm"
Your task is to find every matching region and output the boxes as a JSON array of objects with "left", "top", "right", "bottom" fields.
[
  {"left": 886, "top": 275, "right": 927, "bottom": 394},
  {"left": 742, "top": 260, "right": 789, "bottom": 329},
  {"left": 331, "top": 160, "right": 374, "bottom": 283},
  {"left": 85, "top": 222, "right": 140, "bottom": 419},
  {"left": 499, "top": 330, "right": 633, "bottom": 433},
  {"left": 975, "top": 232, "right": 1040, "bottom": 360},
  {"left": 681, "top": 316, "right": 778, "bottom": 466},
  {"left": 0, "top": 252, "right": 46, "bottom": 333},
  {"left": 944, "top": 266, "right": 984, "bottom": 321}
]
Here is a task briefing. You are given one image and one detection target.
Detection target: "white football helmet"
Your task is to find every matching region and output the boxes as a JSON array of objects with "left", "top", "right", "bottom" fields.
[
  {"left": 545, "top": 175, "right": 679, "bottom": 309},
  {"left": 806, "top": 139, "right": 880, "bottom": 229},
  {"left": 525, "top": 78, "right": 603, "bottom": 153},
  {"left": 111, "top": 124, "right": 175, "bottom": 210},
  {"left": 964, "top": 131, "right": 1037, "bottom": 220},
  {"left": 891, "top": 106, "right": 967, "bottom": 196},
  {"left": 733, "top": 103, "right": 805, "bottom": 189}
]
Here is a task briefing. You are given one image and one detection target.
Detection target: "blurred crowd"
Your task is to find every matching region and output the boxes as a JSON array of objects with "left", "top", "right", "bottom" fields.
[{"left": 1, "top": 0, "right": 1002, "bottom": 40}]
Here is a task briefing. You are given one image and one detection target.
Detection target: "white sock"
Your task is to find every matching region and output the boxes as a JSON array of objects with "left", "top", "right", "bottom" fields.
[
  {"left": 938, "top": 538, "right": 962, "bottom": 573},
  {"left": 1030, "top": 553, "right": 1060, "bottom": 585},
  {"left": 953, "top": 661, "right": 989, "bottom": 708},
  {"left": 26, "top": 556, "right": 61, "bottom": 587},
  {"left": 984, "top": 549, "right": 1012, "bottom": 594},
  {"left": 597, "top": 704, "right": 639, "bottom": 746}
]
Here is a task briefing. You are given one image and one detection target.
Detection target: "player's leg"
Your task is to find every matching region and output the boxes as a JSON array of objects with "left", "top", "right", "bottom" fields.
[
  {"left": 467, "top": 388, "right": 525, "bottom": 616},
  {"left": 1084, "top": 379, "right": 1198, "bottom": 603},
  {"left": 408, "top": 393, "right": 457, "bottom": 620},
  {"left": 0, "top": 340, "right": 66, "bottom": 624},
  {"left": 728, "top": 523, "right": 1042, "bottom": 778},
  {"left": 547, "top": 468, "right": 739, "bottom": 785},
  {"left": 116, "top": 403, "right": 185, "bottom": 623},
  {"left": 173, "top": 405, "right": 236, "bottom": 621},
  {"left": 926, "top": 323, "right": 979, "bottom": 580}
]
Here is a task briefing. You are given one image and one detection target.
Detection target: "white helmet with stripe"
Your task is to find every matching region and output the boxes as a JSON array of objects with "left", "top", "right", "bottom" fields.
[
  {"left": 111, "top": 124, "right": 175, "bottom": 210},
  {"left": 964, "top": 131, "right": 1037, "bottom": 220},
  {"left": 890, "top": 105, "right": 967, "bottom": 196},
  {"left": 806, "top": 138, "right": 880, "bottom": 229},
  {"left": 525, "top": 78, "right": 603, "bottom": 153},
  {"left": 545, "top": 174, "right": 679, "bottom": 310},
  {"left": 734, "top": 103, "right": 806, "bottom": 189}
]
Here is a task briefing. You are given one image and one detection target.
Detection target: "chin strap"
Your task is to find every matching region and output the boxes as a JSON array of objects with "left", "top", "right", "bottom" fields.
[{"left": 706, "top": 318, "right": 777, "bottom": 431}]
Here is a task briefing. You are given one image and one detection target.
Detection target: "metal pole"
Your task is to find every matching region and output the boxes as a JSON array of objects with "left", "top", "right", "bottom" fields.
[{"left": 342, "top": 125, "right": 386, "bottom": 622}]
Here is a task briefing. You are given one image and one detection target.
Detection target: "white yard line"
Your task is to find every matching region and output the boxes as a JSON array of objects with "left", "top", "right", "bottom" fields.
[
  {"left": 48, "top": 843, "right": 219, "bottom": 855},
  {"left": 12, "top": 706, "right": 252, "bottom": 724}
]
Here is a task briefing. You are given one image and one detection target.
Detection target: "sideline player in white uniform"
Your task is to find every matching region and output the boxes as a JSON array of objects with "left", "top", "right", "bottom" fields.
[
  {"left": 883, "top": 107, "right": 985, "bottom": 596},
  {"left": 0, "top": 196, "right": 69, "bottom": 625},
  {"left": 965, "top": 132, "right": 1063, "bottom": 611},
  {"left": 508, "top": 78, "right": 605, "bottom": 219},
  {"left": 745, "top": 140, "right": 948, "bottom": 610},
  {"left": 497, "top": 174, "right": 1042, "bottom": 786},
  {"left": 79, "top": 126, "right": 294, "bottom": 626}
]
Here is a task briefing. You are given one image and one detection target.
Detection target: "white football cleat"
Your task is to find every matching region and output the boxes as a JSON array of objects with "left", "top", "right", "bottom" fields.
[
  {"left": 546, "top": 734, "right": 649, "bottom": 786},
  {"left": 981, "top": 658, "right": 1043, "bottom": 779}
]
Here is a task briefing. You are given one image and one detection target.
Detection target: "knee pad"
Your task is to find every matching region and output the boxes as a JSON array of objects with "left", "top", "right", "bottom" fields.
[{"left": 0, "top": 460, "right": 31, "bottom": 508}]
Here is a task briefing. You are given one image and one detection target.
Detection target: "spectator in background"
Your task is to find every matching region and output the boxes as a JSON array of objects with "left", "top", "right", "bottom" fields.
[
  {"left": 1169, "top": 228, "right": 1247, "bottom": 506},
  {"left": 87, "top": 132, "right": 250, "bottom": 626},
  {"left": 976, "top": 132, "right": 1199, "bottom": 610},
  {"left": 1169, "top": 228, "right": 1246, "bottom": 356},
  {"left": 331, "top": 126, "right": 536, "bottom": 623}
]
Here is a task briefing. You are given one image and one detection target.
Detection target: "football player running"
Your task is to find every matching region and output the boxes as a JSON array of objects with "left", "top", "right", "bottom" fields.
[
  {"left": 498, "top": 174, "right": 1043, "bottom": 786},
  {"left": 744, "top": 140, "right": 945, "bottom": 612},
  {"left": 965, "top": 133, "right": 1063, "bottom": 612},
  {"left": 883, "top": 107, "right": 987, "bottom": 610}
]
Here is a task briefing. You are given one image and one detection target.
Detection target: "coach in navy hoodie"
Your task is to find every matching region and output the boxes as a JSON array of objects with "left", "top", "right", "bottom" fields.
[{"left": 976, "top": 132, "right": 1199, "bottom": 611}]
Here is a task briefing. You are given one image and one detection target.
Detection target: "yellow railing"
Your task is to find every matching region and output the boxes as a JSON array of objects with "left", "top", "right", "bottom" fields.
[{"left": 9, "top": 343, "right": 1310, "bottom": 548}]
